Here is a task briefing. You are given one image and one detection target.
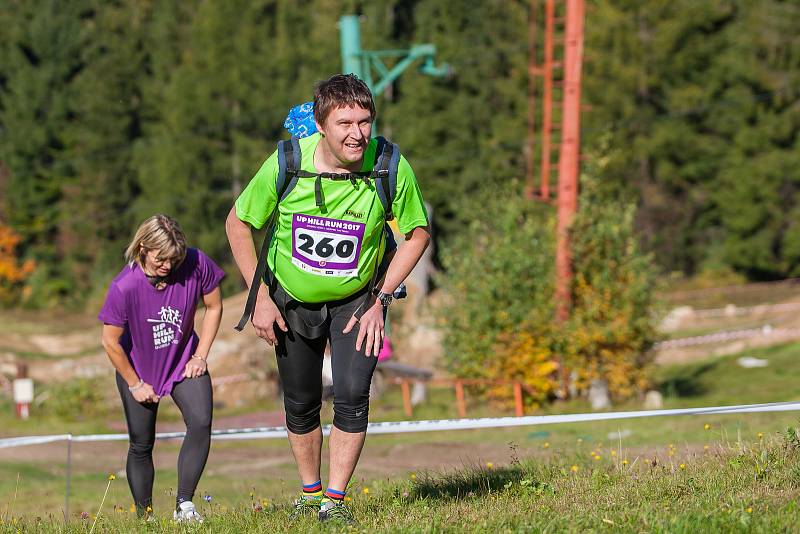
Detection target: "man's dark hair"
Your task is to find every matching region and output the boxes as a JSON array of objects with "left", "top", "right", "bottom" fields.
[{"left": 313, "top": 74, "right": 376, "bottom": 126}]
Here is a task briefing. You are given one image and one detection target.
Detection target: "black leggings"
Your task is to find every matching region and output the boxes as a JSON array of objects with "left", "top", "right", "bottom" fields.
[
  {"left": 116, "top": 372, "right": 213, "bottom": 511},
  {"left": 275, "top": 289, "right": 379, "bottom": 434}
]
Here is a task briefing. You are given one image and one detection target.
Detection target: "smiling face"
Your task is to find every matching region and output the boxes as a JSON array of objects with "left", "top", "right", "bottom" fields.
[{"left": 316, "top": 105, "right": 373, "bottom": 168}]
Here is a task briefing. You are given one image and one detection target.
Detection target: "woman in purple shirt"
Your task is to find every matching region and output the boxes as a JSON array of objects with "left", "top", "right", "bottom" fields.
[{"left": 99, "top": 214, "right": 224, "bottom": 523}]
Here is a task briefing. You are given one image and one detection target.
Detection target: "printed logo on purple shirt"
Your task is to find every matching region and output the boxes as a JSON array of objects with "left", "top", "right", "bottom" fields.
[{"left": 146, "top": 306, "right": 184, "bottom": 350}]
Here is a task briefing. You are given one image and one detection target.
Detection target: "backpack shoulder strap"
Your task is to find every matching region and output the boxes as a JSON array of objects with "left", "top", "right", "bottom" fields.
[
  {"left": 373, "top": 135, "right": 400, "bottom": 221},
  {"left": 276, "top": 136, "right": 302, "bottom": 201},
  {"left": 235, "top": 138, "right": 302, "bottom": 332}
]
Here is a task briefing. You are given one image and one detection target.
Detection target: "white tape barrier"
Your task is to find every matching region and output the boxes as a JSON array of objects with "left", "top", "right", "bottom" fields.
[
  {"left": 666, "top": 277, "right": 800, "bottom": 300},
  {"left": 692, "top": 302, "right": 800, "bottom": 319},
  {"left": 211, "top": 373, "right": 252, "bottom": 386},
  {"left": 654, "top": 326, "right": 800, "bottom": 349},
  {"left": 2, "top": 400, "right": 800, "bottom": 450}
]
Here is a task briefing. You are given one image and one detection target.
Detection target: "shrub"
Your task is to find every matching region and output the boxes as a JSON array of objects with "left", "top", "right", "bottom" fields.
[
  {"left": 436, "top": 175, "right": 659, "bottom": 405},
  {"left": 38, "top": 377, "right": 111, "bottom": 420},
  {"left": 435, "top": 185, "right": 555, "bottom": 379},
  {"left": 563, "top": 175, "right": 660, "bottom": 399}
]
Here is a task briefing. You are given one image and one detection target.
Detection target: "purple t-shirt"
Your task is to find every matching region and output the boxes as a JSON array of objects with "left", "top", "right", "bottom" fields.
[{"left": 98, "top": 248, "right": 225, "bottom": 396}]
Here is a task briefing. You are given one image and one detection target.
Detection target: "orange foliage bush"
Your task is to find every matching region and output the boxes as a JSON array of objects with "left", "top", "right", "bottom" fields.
[
  {"left": 488, "top": 327, "right": 559, "bottom": 409},
  {"left": 0, "top": 224, "right": 36, "bottom": 304}
]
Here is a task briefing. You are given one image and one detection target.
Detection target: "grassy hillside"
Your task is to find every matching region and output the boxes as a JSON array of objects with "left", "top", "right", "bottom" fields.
[
  {"left": 3, "top": 330, "right": 800, "bottom": 531},
  {"left": 2, "top": 435, "right": 799, "bottom": 532}
]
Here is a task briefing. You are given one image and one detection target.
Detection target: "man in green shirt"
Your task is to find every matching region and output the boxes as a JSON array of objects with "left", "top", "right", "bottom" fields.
[{"left": 226, "top": 74, "right": 430, "bottom": 524}]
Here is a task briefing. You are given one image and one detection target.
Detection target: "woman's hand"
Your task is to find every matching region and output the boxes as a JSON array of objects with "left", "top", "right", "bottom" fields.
[
  {"left": 343, "top": 299, "right": 385, "bottom": 357},
  {"left": 184, "top": 356, "right": 207, "bottom": 379},
  {"left": 131, "top": 382, "right": 159, "bottom": 404}
]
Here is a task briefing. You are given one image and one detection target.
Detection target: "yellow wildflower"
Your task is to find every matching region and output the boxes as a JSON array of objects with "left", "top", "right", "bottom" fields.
[
  {"left": 757, "top": 432, "right": 764, "bottom": 440},
  {"left": 679, "top": 463, "right": 686, "bottom": 470},
  {"left": 747, "top": 507, "right": 753, "bottom": 513},
  {"left": 486, "top": 462, "right": 494, "bottom": 469},
  {"left": 570, "top": 465, "right": 579, "bottom": 472},
  {"left": 622, "top": 460, "right": 629, "bottom": 466},
  {"left": 108, "top": 474, "right": 116, "bottom": 481},
  {"left": 362, "top": 488, "right": 370, "bottom": 495},
  {"left": 704, "top": 423, "right": 711, "bottom": 430},
  {"left": 410, "top": 473, "right": 416, "bottom": 480},
  {"left": 543, "top": 442, "right": 550, "bottom": 449}
]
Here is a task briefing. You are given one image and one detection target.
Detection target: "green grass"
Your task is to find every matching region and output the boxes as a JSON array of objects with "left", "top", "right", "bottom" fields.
[
  {"left": 655, "top": 341, "right": 800, "bottom": 406},
  {"left": 1, "top": 437, "right": 799, "bottom": 532}
]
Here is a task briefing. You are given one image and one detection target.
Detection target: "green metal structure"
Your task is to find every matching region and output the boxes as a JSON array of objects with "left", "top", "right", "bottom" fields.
[{"left": 339, "top": 15, "right": 450, "bottom": 128}]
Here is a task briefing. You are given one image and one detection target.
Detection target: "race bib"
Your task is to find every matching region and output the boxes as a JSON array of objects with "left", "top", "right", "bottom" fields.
[{"left": 291, "top": 214, "right": 366, "bottom": 277}]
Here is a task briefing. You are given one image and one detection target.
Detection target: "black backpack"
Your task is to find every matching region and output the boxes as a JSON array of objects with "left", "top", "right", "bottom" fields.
[{"left": 235, "top": 136, "right": 401, "bottom": 332}]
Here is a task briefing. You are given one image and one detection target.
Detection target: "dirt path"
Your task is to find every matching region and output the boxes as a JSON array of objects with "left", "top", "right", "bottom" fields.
[{"left": 0, "top": 430, "right": 529, "bottom": 479}]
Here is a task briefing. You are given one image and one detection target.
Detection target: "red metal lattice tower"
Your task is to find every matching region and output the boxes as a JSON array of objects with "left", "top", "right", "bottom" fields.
[
  {"left": 526, "top": 0, "right": 585, "bottom": 321},
  {"left": 525, "top": 0, "right": 562, "bottom": 203},
  {"left": 555, "top": 0, "right": 585, "bottom": 321}
]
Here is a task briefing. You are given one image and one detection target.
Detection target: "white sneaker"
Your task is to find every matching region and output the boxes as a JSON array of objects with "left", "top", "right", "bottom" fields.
[{"left": 173, "top": 501, "right": 204, "bottom": 523}]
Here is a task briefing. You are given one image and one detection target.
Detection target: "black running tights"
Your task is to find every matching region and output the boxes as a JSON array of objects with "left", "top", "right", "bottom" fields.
[{"left": 116, "top": 372, "right": 213, "bottom": 511}]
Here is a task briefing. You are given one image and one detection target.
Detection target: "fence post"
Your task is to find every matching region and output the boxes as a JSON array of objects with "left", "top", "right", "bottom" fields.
[
  {"left": 401, "top": 380, "right": 413, "bottom": 417},
  {"left": 64, "top": 434, "right": 72, "bottom": 522},
  {"left": 455, "top": 381, "right": 466, "bottom": 418},
  {"left": 514, "top": 382, "right": 524, "bottom": 417}
]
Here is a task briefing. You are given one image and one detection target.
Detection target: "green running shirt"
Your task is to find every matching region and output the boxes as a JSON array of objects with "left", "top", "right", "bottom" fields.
[{"left": 235, "top": 133, "right": 428, "bottom": 303}]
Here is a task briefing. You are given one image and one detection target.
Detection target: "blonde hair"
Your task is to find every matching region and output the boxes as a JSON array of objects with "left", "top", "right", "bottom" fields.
[{"left": 124, "top": 214, "right": 188, "bottom": 268}]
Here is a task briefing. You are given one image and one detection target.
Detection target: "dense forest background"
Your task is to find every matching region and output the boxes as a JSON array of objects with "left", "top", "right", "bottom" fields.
[{"left": 1, "top": 0, "right": 799, "bottom": 308}]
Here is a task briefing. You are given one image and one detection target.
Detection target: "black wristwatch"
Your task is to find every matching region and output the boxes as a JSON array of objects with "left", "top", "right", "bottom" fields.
[{"left": 374, "top": 289, "right": 393, "bottom": 308}]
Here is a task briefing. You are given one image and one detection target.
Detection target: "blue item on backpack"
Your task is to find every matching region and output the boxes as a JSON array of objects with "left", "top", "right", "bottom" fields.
[{"left": 283, "top": 102, "right": 317, "bottom": 139}]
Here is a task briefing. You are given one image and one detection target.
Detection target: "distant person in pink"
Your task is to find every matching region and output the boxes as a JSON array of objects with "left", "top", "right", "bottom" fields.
[
  {"left": 98, "top": 214, "right": 224, "bottom": 523},
  {"left": 378, "top": 335, "right": 393, "bottom": 362}
]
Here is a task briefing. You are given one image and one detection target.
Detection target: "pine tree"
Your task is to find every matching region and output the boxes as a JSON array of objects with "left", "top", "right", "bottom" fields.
[
  {"left": 59, "top": 1, "right": 153, "bottom": 303},
  {"left": 584, "top": 0, "right": 800, "bottom": 279},
  {"left": 0, "top": 0, "right": 89, "bottom": 304},
  {"left": 385, "top": 0, "right": 531, "bottom": 233}
]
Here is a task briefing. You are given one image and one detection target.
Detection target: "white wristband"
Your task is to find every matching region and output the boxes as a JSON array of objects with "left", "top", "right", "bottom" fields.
[{"left": 128, "top": 379, "right": 144, "bottom": 392}]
